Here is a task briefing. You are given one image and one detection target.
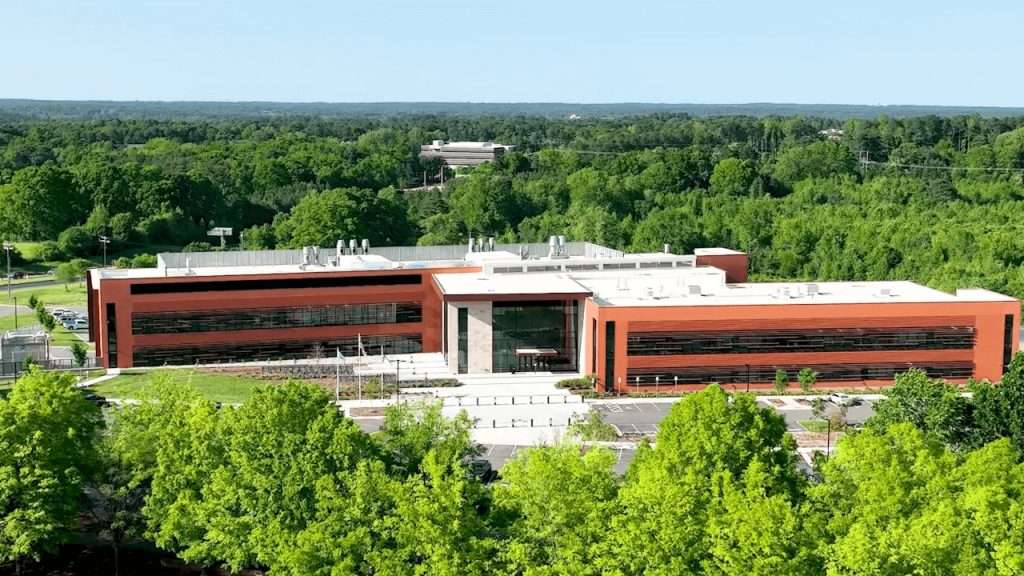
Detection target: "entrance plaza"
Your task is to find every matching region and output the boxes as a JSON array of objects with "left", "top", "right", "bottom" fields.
[{"left": 87, "top": 239, "right": 1019, "bottom": 394}]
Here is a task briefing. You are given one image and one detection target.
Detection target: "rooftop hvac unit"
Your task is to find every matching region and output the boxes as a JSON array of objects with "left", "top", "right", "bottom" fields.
[
  {"left": 548, "top": 236, "right": 557, "bottom": 257},
  {"left": 302, "top": 247, "right": 310, "bottom": 266},
  {"left": 362, "top": 239, "right": 369, "bottom": 254},
  {"left": 349, "top": 239, "right": 357, "bottom": 254},
  {"left": 488, "top": 237, "right": 495, "bottom": 252},
  {"left": 879, "top": 287, "right": 893, "bottom": 297},
  {"left": 688, "top": 284, "right": 702, "bottom": 296},
  {"left": 663, "top": 243, "right": 671, "bottom": 254},
  {"left": 558, "top": 235, "right": 566, "bottom": 254},
  {"left": 806, "top": 283, "right": 819, "bottom": 296},
  {"left": 311, "top": 246, "right": 320, "bottom": 264},
  {"left": 336, "top": 240, "right": 344, "bottom": 262},
  {"left": 468, "top": 235, "right": 475, "bottom": 253}
]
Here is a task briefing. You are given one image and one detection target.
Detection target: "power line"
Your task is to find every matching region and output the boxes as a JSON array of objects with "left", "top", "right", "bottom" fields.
[{"left": 859, "top": 159, "right": 1024, "bottom": 173}]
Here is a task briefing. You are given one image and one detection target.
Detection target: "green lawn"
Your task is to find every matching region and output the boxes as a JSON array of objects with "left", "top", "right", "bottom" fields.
[
  {"left": 0, "top": 313, "right": 39, "bottom": 332},
  {"left": 93, "top": 370, "right": 272, "bottom": 404},
  {"left": 0, "top": 284, "right": 88, "bottom": 308},
  {"left": 799, "top": 419, "right": 831, "bottom": 433},
  {"left": 49, "top": 323, "right": 89, "bottom": 348}
]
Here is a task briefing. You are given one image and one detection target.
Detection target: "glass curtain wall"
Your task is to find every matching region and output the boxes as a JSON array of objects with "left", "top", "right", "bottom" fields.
[{"left": 492, "top": 300, "right": 579, "bottom": 373}]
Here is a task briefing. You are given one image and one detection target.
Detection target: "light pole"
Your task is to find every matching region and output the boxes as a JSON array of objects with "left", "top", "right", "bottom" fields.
[
  {"left": 335, "top": 347, "right": 341, "bottom": 404},
  {"left": 3, "top": 241, "right": 13, "bottom": 298},
  {"left": 98, "top": 236, "right": 111, "bottom": 267},
  {"left": 12, "top": 296, "right": 16, "bottom": 330},
  {"left": 394, "top": 358, "right": 404, "bottom": 404}
]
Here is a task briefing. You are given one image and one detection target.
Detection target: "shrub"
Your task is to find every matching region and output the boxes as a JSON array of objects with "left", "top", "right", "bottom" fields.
[
  {"left": 27, "top": 294, "right": 38, "bottom": 310},
  {"left": 557, "top": 375, "right": 596, "bottom": 390},
  {"left": 58, "top": 226, "right": 95, "bottom": 257},
  {"left": 109, "top": 212, "right": 136, "bottom": 243},
  {"left": 774, "top": 369, "right": 789, "bottom": 394},
  {"left": 70, "top": 341, "right": 88, "bottom": 367},
  {"left": 183, "top": 241, "right": 214, "bottom": 252},
  {"left": 798, "top": 368, "right": 818, "bottom": 394},
  {"left": 36, "top": 241, "right": 66, "bottom": 262},
  {"left": 568, "top": 410, "right": 619, "bottom": 441}
]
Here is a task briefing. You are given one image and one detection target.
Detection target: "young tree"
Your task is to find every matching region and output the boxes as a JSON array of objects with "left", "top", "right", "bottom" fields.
[
  {"left": 70, "top": 341, "right": 89, "bottom": 367},
  {"left": 810, "top": 397, "right": 826, "bottom": 421},
  {"left": 55, "top": 258, "right": 91, "bottom": 287},
  {"left": 797, "top": 368, "right": 817, "bottom": 394},
  {"left": 0, "top": 369, "right": 102, "bottom": 567},
  {"left": 774, "top": 369, "right": 789, "bottom": 394}
]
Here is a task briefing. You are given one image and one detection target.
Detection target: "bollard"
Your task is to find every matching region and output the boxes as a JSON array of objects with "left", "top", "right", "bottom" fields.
[
  {"left": 548, "top": 417, "right": 552, "bottom": 427},
  {"left": 512, "top": 396, "right": 515, "bottom": 405},
  {"left": 492, "top": 419, "right": 495, "bottom": 428},
  {"left": 476, "top": 397, "right": 479, "bottom": 406},
  {"left": 530, "top": 418, "right": 534, "bottom": 427}
]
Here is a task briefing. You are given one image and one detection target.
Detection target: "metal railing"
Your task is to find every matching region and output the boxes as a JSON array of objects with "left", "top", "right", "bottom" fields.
[
  {"left": 440, "top": 394, "right": 584, "bottom": 407},
  {"left": 473, "top": 416, "right": 577, "bottom": 429},
  {"left": 0, "top": 358, "right": 99, "bottom": 379}
]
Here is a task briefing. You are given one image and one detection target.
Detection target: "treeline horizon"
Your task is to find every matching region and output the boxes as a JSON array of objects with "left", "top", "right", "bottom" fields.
[
  {"left": 3, "top": 113, "right": 1024, "bottom": 298},
  {"left": 4, "top": 99, "right": 1024, "bottom": 120}
]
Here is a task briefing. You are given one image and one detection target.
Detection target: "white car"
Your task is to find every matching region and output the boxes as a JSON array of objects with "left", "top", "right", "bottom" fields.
[
  {"left": 828, "top": 392, "right": 860, "bottom": 407},
  {"left": 70, "top": 318, "right": 89, "bottom": 330}
]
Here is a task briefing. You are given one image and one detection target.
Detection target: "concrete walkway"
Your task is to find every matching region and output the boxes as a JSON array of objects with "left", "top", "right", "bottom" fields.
[{"left": 77, "top": 368, "right": 120, "bottom": 388}]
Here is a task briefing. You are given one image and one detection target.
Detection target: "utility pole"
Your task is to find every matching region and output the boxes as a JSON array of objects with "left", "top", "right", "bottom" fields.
[
  {"left": 335, "top": 347, "right": 341, "bottom": 404},
  {"left": 3, "top": 242, "right": 13, "bottom": 298},
  {"left": 98, "top": 236, "right": 111, "bottom": 267},
  {"left": 394, "top": 358, "right": 403, "bottom": 404}
]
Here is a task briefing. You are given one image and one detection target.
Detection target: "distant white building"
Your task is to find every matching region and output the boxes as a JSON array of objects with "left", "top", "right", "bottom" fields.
[
  {"left": 819, "top": 128, "right": 844, "bottom": 141},
  {"left": 0, "top": 330, "right": 50, "bottom": 365},
  {"left": 419, "top": 140, "right": 514, "bottom": 168}
]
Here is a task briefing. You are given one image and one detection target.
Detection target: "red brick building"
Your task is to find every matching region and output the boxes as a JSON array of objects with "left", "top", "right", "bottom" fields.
[{"left": 88, "top": 241, "right": 1019, "bottom": 392}]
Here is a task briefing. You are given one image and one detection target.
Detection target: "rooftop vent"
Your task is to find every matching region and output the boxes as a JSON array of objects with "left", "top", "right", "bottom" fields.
[
  {"left": 688, "top": 284, "right": 702, "bottom": 296},
  {"left": 878, "top": 287, "right": 894, "bottom": 298},
  {"left": 806, "top": 283, "right": 819, "bottom": 296}
]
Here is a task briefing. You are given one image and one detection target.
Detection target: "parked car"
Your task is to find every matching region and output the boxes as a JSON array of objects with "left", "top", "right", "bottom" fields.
[
  {"left": 5, "top": 271, "right": 25, "bottom": 280},
  {"left": 70, "top": 318, "right": 89, "bottom": 330},
  {"left": 464, "top": 458, "right": 496, "bottom": 483},
  {"left": 81, "top": 392, "right": 111, "bottom": 408},
  {"left": 828, "top": 392, "right": 861, "bottom": 407}
]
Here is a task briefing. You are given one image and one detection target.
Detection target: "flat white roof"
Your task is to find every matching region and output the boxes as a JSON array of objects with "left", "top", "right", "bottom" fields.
[
  {"left": 434, "top": 273, "right": 591, "bottom": 297},
  {"left": 579, "top": 268, "right": 1014, "bottom": 307},
  {"left": 436, "top": 266, "right": 1016, "bottom": 307}
]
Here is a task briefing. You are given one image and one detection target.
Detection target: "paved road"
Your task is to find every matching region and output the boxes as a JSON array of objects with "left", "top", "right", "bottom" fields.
[
  {"left": 352, "top": 416, "right": 637, "bottom": 474},
  {"left": 593, "top": 397, "right": 878, "bottom": 436},
  {"left": 6, "top": 279, "right": 59, "bottom": 292},
  {"left": 352, "top": 396, "right": 879, "bottom": 476}
]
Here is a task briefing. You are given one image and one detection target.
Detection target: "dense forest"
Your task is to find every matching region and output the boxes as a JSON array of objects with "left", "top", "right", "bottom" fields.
[
  {"left": 3, "top": 113, "right": 1024, "bottom": 295},
  {"left": 5, "top": 361, "right": 1024, "bottom": 575}
]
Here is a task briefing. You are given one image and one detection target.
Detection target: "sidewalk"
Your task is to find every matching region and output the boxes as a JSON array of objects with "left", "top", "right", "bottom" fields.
[{"left": 77, "top": 368, "right": 120, "bottom": 388}]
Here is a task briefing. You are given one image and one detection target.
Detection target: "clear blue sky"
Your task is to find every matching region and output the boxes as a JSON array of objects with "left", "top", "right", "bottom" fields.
[{"left": 4, "top": 0, "right": 1022, "bottom": 106}]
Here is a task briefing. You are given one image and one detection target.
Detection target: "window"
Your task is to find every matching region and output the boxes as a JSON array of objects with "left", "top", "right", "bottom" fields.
[
  {"left": 626, "top": 362, "right": 974, "bottom": 386},
  {"left": 627, "top": 326, "right": 975, "bottom": 356},
  {"left": 132, "top": 303, "right": 422, "bottom": 335},
  {"left": 491, "top": 301, "right": 579, "bottom": 373},
  {"left": 130, "top": 273, "right": 422, "bottom": 295},
  {"left": 604, "top": 321, "right": 616, "bottom": 393},
  {"left": 106, "top": 304, "right": 118, "bottom": 367},
  {"left": 132, "top": 334, "right": 422, "bottom": 367},
  {"left": 1004, "top": 315, "right": 1014, "bottom": 371},
  {"left": 591, "top": 318, "right": 598, "bottom": 374},
  {"left": 457, "top": 307, "right": 468, "bottom": 374}
]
